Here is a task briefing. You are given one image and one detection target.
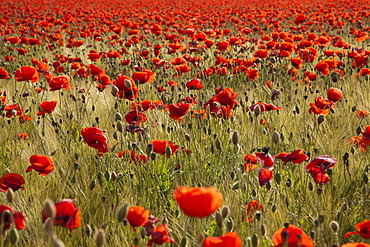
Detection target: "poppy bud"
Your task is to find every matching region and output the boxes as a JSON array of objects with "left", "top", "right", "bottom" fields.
[
  {"left": 150, "top": 152, "right": 156, "bottom": 160},
  {"left": 272, "top": 204, "right": 277, "bottom": 213},
  {"left": 115, "top": 112, "right": 122, "bottom": 121},
  {"left": 197, "top": 234, "right": 205, "bottom": 244},
  {"left": 363, "top": 174, "right": 368, "bottom": 184},
  {"left": 261, "top": 224, "right": 266, "bottom": 236},
  {"left": 255, "top": 211, "right": 262, "bottom": 221},
  {"left": 352, "top": 105, "right": 357, "bottom": 112},
  {"left": 116, "top": 121, "right": 123, "bottom": 132},
  {"left": 44, "top": 217, "right": 54, "bottom": 236},
  {"left": 117, "top": 203, "right": 129, "bottom": 222},
  {"left": 183, "top": 134, "right": 190, "bottom": 142},
  {"left": 232, "top": 131, "right": 239, "bottom": 145},
  {"left": 104, "top": 171, "right": 111, "bottom": 181},
  {"left": 165, "top": 146, "right": 172, "bottom": 157},
  {"left": 85, "top": 224, "right": 92, "bottom": 237},
  {"left": 274, "top": 172, "right": 281, "bottom": 184},
  {"left": 90, "top": 180, "right": 96, "bottom": 190},
  {"left": 331, "top": 72, "right": 339, "bottom": 82},
  {"left": 145, "top": 144, "right": 153, "bottom": 156},
  {"left": 43, "top": 199, "right": 56, "bottom": 219},
  {"left": 317, "top": 114, "right": 325, "bottom": 125},
  {"left": 254, "top": 105, "right": 261, "bottom": 117},
  {"left": 113, "top": 132, "right": 118, "bottom": 140},
  {"left": 272, "top": 131, "right": 279, "bottom": 144},
  {"left": 180, "top": 237, "right": 187, "bottom": 247},
  {"left": 221, "top": 206, "right": 230, "bottom": 219},
  {"left": 95, "top": 228, "right": 106, "bottom": 247},
  {"left": 111, "top": 85, "right": 119, "bottom": 96},
  {"left": 9, "top": 228, "right": 19, "bottom": 245},
  {"left": 215, "top": 138, "right": 222, "bottom": 150},
  {"left": 286, "top": 178, "right": 292, "bottom": 187},
  {"left": 308, "top": 182, "right": 314, "bottom": 191},
  {"left": 124, "top": 79, "right": 132, "bottom": 88},
  {"left": 251, "top": 234, "right": 259, "bottom": 247},
  {"left": 330, "top": 221, "right": 340, "bottom": 232},
  {"left": 226, "top": 218, "right": 234, "bottom": 232},
  {"left": 6, "top": 188, "right": 14, "bottom": 203},
  {"left": 97, "top": 172, "right": 104, "bottom": 185},
  {"left": 356, "top": 126, "right": 362, "bottom": 135},
  {"left": 310, "top": 230, "right": 315, "bottom": 240},
  {"left": 51, "top": 236, "right": 65, "bottom": 247},
  {"left": 215, "top": 211, "right": 223, "bottom": 228}
]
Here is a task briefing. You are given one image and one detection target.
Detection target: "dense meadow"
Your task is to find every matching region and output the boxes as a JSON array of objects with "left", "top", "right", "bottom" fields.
[{"left": 0, "top": 0, "right": 369, "bottom": 246}]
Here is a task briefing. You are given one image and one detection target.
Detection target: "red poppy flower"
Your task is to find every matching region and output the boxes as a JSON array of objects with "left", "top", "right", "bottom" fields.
[
  {"left": 81, "top": 127, "right": 109, "bottom": 154},
  {"left": 37, "top": 101, "right": 57, "bottom": 116},
  {"left": 130, "top": 100, "right": 155, "bottom": 112},
  {"left": 275, "top": 149, "right": 309, "bottom": 165},
  {"left": 117, "top": 150, "right": 149, "bottom": 164},
  {"left": 174, "top": 64, "right": 191, "bottom": 76},
  {"left": 255, "top": 49, "right": 269, "bottom": 59},
  {"left": 341, "top": 243, "right": 370, "bottom": 247},
  {"left": 255, "top": 152, "right": 275, "bottom": 167},
  {"left": 15, "top": 66, "right": 39, "bottom": 83},
  {"left": 147, "top": 223, "right": 175, "bottom": 247},
  {"left": 26, "top": 155, "right": 54, "bottom": 176},
  {"left": 306, "top": 155, "right": 336, "bottom": 185},
  {"left": 272, "top": 224, "right": 316, "bottom": 247},
  {"left": 132, "top": 69, "right": 156, "bottom": 84},
  {"left": 0, "top": 67, "right": 10, "bottom": 79},
  {"left": 291, "top": 57, "right": 304, "bottom": 70},
  {"left": 173, "top": 186, "right": 222, "bottom": 218},
  {"left": 125, "top": 111, "right": 147, "bottom": 125},
  {"left": 186, "top": 79, "right": 203, "bottom": 90},
  {"left": 168, "top": 103, "right": 190, "bottom": 120},
  {"left": 18, "top": 133, "right": 29, "bottom": 140},
  {"left": 243, "top": 154, "right": 258, "bottom": 172},
  {"left": 357, "top": 110, "right": 369, "bottom": 119},
  {"left": 344, "top": 220, "right": 370, "bottom": 239},
  {"left": 202, "top": 232, "right": 242, "bottom": 247},
  {"left": 42, "top": 199, "right": 81, "bottom": 231},
  {"left": 351, "top": 126, "right": 370, "bottom": 151},
  {"left": 217, "top": 41, "right": 230, "bottom": 51},
  {"left": 47, "top": 75, "right": 72, "bottom": 91},
  {"left": 152, "top": 140, "right": 179, "bottom": 157},
  {"left": 244, "top": 200, "right": 264, "bottom": 223},
  {"left": 0, "top": 205, "right": 26, "bottom": 233},
  {"left": 126, "top": 206, "right": 149, "bottom": 231},
  {"left": 113, "top": 75, "right": 139, "bottom": 101},
  {"left": 214, "top": 87, "right": 238, "bottom": 108},
  {"left": 258, "top": 168, "right": 273, "bottom": 186},
  {"left": 250, "top": 102, "right": 282, "bottom": 112},
  {"left": 0, "top": 173, "right": 25, "bottom": 192},
  {"left": 327, "top": 88, "right": 342, "bottom": 102},
  {"left": 88, "top": 64, "right": 104, "bottom": 76},
  {"left": 308, "top": 103, "right": 329, "bottom": 116},
  {"left": 314, "top": 97, "right": 334, "bottom": 109}
]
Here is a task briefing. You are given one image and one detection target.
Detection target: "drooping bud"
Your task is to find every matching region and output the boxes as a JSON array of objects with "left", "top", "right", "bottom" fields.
[
  {"left": 95, "top": 228, "right": 106, "bottom": 247},
  {"left": 221, "top": 206, "right": 230, "bottom": 219},
  {"left": 330, "top": 221, "right": 340, "bottom": 232},
  {"left": 117, "top": 203, "right": 129, "bottom": 222},
  {"left": 232, "top": 131, "right": 239, "bottom": 145},
  {"left": 42, "top": 199, "right": 56, "bottom": 219},
  {"left": 272, "top": 131, "right": 279, "bottom": 144},
  {"left": 6, "top": 188, "right": 14, "bottom": 203}
]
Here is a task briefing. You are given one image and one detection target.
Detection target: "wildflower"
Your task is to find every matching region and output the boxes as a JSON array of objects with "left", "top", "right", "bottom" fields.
[
  {"left": 81, "top": 127, "right": 109, "bottom": 154},
  {"left": 202, "top": 232, "right": 242, "bottom": 247},
  {"left": 173, "top": 186, "right": 222, "bottom": 218},
  {"left": 306, "top": 155, "right": 337, "bottom": 185},
  {"left": 272, "top": 224, "right": 316, "bottom": 247},
  {"left": 0, "top": 173, "right": 25, "bottom": 192},
  {"left": 42, "top": 199, "right": 81, "bottom": 231},
  {"left": 344, "top": 220, "right": 370, "bottom": 239},
  {"left": 26, "top": 155, "right": 54, "bottom": 176},
  {"left": 0, "top": 205, "right": 26, "bottom": 233},
  {"left": 126, "top": 206, "right": 149, "bottom": 231}
]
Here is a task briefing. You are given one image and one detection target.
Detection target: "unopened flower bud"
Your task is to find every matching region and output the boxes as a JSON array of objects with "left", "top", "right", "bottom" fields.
[
  {"left": 117, "top": 203, "right": 129, "bottom": 222},
  {"left": 232, "top": 131, "right": 239, "bottom": 145},
  {"left": 6, "top": 188, "right": 14, "bottom": 203},
  {"left": 318, "top": 114, "right": 325, "bottom": 125},
  {"left": 272, "top": 131, "right": 279, "bottom": 144},
  {"left": 9, "top": 228, "right": 19, "bottom": 245},
  {"left": 124, "top": 79, "right": 132, "bottom": 88},
  {"left": 221, "top": 206, "right": 230, "bottom": 219},
  {"left": 42, "top": 199, "right": 56, "bottom": 219},
  {"left": 95, "top": 228, "right": 106, "bottom": 247},
  {"left": 330, "top": 221, "right": 340, "bottom": 232}
]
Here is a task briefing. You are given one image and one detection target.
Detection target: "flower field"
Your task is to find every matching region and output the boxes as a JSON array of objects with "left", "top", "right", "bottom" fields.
[{"left": 0, "top": 0, "right": 369, "bottom": 246}]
